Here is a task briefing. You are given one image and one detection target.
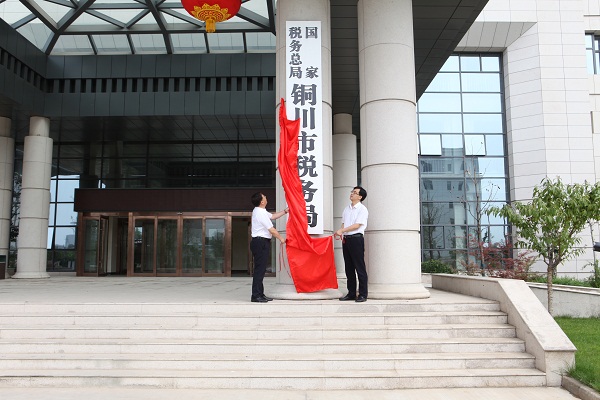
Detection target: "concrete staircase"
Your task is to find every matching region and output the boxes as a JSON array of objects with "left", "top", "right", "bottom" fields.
[{"left": 0, "top": 299, "right": 547, "bottom": 389}]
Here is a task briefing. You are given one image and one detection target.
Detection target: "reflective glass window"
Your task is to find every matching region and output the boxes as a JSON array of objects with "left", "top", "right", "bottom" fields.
[
  {"left": 481, "top": 57, "right": 500, "bottom": 72},
  {"left": 50, "top": 179, "right": 57, "bottom": 202},
  {"left": 586, "top": 34, "right": 600, "bottom": 74},
  {"left": 440, "top": 55, "right": 460, "bottom": 72},
  {"left": 460, "top": 56, "right": 480, "bottom": 71},
  {"left": 419, "top": 114, "right": 462, "bottom": 133},
  {"left": 464, "top": 135, "right": 486, "bottom": 156},
  {"left": 465, "top": 157, "right": 505, "bottom": 178},
  {"left": 587, "top": 49, "right": 595, "bottom": 74},
  {"left": 446, "top": 225, "right": 466, "bottom": 248},
  {"left": 53, "top": 227, "right": 77, "bottom": 249},
  {"left": 417, "top": 54, "right": 508, "bottom": 270},
  {"left": 421, "top": 226, "right": 445, "bottom": 249},
  {"left": 463, "top": 114, "right": 503, "bottom": 133},
  {"left": 56, "top": 178, "right": 80, "bottom": 202},
  {"left": 55, "top": 203, "right": 78, "bottom": 226},
  {"left": 485, "top": 135, "right": 505, "bottom": 156},
  {"left": 426, "top": 73, "right": 461, "bottom": 92},
  {"left": 418, "top": 93, "right": 461, "bottom": 112},
  {"left": 441, "top": 135, "right": 463, "bottom": 156},
  {"left": 488, "top": 225, "right": 507, "bottom": 243},
  {"left": 462, "top": 93, "right": 502, "bottom": 113},
  {"left": 419, "top": 135, "right": 442, "bottom": 156},
  {"left": 462, "top": 73, "right": 501, "bottom": 92}
]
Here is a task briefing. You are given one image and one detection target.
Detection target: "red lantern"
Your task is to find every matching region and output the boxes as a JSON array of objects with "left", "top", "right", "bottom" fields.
[{"left": 181, "top": 0, "right": 242, "bottom": 33}]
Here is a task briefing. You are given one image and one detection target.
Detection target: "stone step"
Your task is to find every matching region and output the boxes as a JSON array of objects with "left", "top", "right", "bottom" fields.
[
  {"left": 0, "top": 311, "right": 508, "bottom": 327},
  {"left": 0, "top": 301, "right": 502, "bottom": 315},
  {"left": 0, "top": 368, "right": 548, "bottom": 390},
  {"left": 0, "top": 293, "right": 547, "bottom": 390},
  {"left": 0, "top": 352, "right": 537, "bottom": 370},
  {"left": 0, "top": 323, "right": 517, "bottom": 340},
  {"left": 0, "top": 337, "right": 526, "bottom": 354}
]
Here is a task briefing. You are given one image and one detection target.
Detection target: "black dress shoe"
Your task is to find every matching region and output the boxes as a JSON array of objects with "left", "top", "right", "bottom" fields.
[
  {"left": 355, "top": 296, "right": 367, "bottom": 303},
  {"left": 262, "top": 295, "right": 273, "bottom": 301},
  {"left": 339, "top": 294, "right": 356, "bottom": 301},
  {"left": 251, "top": 296, "right": 268, "bottom": 303}
]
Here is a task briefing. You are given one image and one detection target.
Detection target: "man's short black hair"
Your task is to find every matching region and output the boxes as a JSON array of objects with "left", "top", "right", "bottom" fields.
[
  {"left": 355, "top": 186, "right": 367, "bottom": 202},
  {"left": 251, "top": 192, "right": 264, "bottom": 207}
]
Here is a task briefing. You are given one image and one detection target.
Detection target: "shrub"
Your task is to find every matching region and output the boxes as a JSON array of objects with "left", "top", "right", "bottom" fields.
[
  {"left": 585, "top": 260, "right": 600, "bottom": 288},
  {"left": 460, "top": 235, "right": 535, "bottom": 280},
  {"left": 527, "top": 275, "right": 591, "bottom": 287},
  {"left": 421, "top": 259, "right": 455, "bottom": 274}
]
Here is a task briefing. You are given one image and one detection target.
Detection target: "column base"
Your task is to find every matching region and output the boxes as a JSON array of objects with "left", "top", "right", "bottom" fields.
[
  {"left": 369, "top": 282, "right": 431, "bottom": 300},
  {"left": 268, "top": 282, "right": 342, "bottom": 300},
  {"left": 11, "top": 271, "right": 50, "bottom": 279}
]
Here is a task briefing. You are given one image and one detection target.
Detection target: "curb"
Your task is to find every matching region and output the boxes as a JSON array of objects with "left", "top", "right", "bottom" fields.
[{"left": 563, "top": 376, "right": 600, "bottom": 400}]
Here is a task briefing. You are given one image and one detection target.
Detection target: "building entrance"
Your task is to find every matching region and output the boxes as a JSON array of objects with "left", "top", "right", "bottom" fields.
[{"left": 76, "top": 212, "right": 260, "bottom": 277}]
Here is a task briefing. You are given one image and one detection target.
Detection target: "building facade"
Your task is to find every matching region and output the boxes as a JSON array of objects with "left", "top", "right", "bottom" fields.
[{"left": 0, "top": 0, "right": 599, "bottom": 290}]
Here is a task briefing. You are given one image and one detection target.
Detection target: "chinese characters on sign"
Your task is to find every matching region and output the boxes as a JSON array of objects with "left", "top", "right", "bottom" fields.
[{"left": 286, "top": 21, "right": 323, "bottom": 234}]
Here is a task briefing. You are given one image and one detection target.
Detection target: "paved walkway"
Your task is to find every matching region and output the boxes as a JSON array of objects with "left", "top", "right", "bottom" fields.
[{"left": 0, "top": 276, "right": 584, "bottom": 399}]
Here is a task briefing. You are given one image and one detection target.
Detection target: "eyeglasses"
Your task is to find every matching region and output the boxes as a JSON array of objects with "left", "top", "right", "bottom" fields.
[{"left": 350, "top": 191, "right": 360, "bottom": 195}]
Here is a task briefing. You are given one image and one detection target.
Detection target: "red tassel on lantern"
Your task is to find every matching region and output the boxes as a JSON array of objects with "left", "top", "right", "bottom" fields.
[{"left": 181, "top": 0, "right": 242, "bottom": 33}]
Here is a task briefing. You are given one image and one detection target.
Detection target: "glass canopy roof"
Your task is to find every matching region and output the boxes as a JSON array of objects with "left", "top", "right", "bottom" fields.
[{"left": 0, "top": 0, "right": 276, "bottom": 55}]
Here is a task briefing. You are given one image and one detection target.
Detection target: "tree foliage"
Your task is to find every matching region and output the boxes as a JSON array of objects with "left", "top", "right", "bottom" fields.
[
  {"left": 487, "top": 177, "right": 600, "bottom": 314},
  {"left": 460, "top": 235, "right": 535, "bottom": 280}
]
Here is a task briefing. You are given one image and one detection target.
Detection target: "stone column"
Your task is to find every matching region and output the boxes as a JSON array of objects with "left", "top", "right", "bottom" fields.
[
  {"left": 333, "top": 113, "right": 357, "bottom": 280},
  {"left": 0, "top": 117, "right": 13, "bottom": 279},
  {"left": 357, "top": 0, "right": 429, "bottom": 299},
  {"left": 13, "top": 117, "right": 52, "bottom": 279},
  {"left": 272, "top": 0, "right": 339, "bottom": 299}
]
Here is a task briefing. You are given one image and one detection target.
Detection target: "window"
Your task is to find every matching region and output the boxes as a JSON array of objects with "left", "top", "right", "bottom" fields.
[
  {"left": 418, "top": 54, "right": 509, "bottom": 269},
  {"left": 586, "top": 34, "right": 600, "bottom": 74}
]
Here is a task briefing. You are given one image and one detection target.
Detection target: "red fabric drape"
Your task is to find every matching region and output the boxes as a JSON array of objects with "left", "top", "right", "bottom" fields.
[{"left": 277, "top": 99, "right": 338, "bottom": 293}]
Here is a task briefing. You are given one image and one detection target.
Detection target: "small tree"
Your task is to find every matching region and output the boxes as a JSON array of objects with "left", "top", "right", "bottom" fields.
[{"left": 488, "top": 177, "right": 600, "bottom": 314}]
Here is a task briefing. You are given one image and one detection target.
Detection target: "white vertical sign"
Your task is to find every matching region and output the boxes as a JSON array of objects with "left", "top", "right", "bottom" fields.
[{"left": 286, "top": 21, "right": 323, "bottom": 234}]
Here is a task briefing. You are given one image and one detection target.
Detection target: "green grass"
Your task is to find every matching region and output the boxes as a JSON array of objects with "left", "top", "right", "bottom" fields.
[{"left": 555, "top": 317, "right": 600, "bottom": 392}]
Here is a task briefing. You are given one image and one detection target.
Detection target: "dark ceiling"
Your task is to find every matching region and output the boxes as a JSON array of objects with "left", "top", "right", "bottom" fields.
[
  {"left": 1, "top": 0, "right": 489, "bottom": 141},
  {"left": 330, "top": 0, "right": 489, "bottom": 123}
]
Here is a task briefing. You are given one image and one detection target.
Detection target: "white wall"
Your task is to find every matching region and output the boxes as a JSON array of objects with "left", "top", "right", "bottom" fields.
[{"left": 455, "top": 0, "right": 598, "bottom": 278}]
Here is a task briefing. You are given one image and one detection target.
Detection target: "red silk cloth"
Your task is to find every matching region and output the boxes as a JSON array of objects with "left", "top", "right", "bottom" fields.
[{"left": 277, "top": 99, "right": 338, "bottom": 293}]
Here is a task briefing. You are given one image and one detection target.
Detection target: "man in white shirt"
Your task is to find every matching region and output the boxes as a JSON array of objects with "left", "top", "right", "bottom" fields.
[
  {"left": 250, "top": 192, "right": 288, "bottom": 303},
  {"left": 335, "top": 186, "right": 369, "bottom": 302}
]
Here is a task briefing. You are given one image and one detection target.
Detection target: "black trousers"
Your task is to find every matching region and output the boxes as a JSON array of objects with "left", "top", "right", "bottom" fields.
[
  {"left": 342, "top": 235, "right": 368, "bottom": 298},
  {"left": 250, "top": 237, "right": 270, "bottom": 298}
]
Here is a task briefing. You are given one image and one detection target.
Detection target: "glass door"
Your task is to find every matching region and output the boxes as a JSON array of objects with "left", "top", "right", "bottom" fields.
[
  {"left": 157, "top": 218, "right": 178, "bottom": 275},
  {"left": 127, "top": 214, "right": 231, "bottom": 276},
  {"left": 116, "top": 218, "right": 128, "bottom": 275},
  {"left": 133, "top": 218, "right": 155, "bottom": 275},
  {"left": 204, "top": 218, "right": 226, "bottom": 275},
  {"left": 182, "top": 218, "right": 203, "bottom": 275},
  {"left": 79, "top": 216, "right": 108, "bottom": 276}
]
